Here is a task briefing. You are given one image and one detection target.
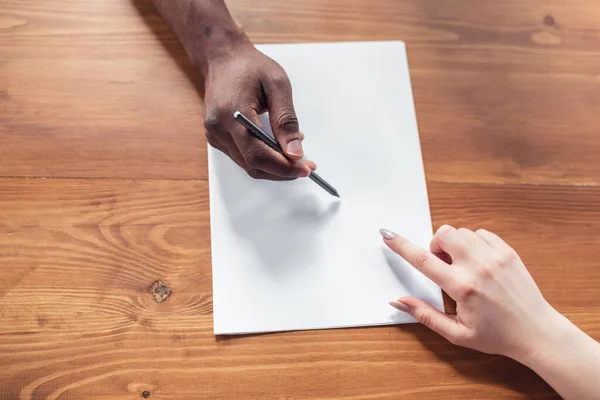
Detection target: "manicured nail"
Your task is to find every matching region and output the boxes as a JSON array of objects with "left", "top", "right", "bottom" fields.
[
  {"left": 379, "top": 229, "right": 395, "bottom": 240},
  {"left": 389, "top": 301, "right": 410, "bottom": 313},
  {"left": 286, "top": 139, "right": 304, "bottom": 157}
]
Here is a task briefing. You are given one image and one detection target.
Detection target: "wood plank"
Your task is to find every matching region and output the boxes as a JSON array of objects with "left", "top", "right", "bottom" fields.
[
  {"left": 2, "top": 177, "right": 600, "bottom": 398},
  {"left": 2, "top": 178, "right": 599, "bottom": 311},
  {"left": 428, "top": 182, "right": 600, "bottom": 312},
  {"left": 1, "top": 0, "right": 600, "bottom": 183}
]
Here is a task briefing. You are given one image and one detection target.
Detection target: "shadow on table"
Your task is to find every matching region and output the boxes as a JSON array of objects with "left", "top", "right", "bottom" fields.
[
  {"left": 130, "top": 0, "right": 206, "bottom": 100},
  {"left": 399, "top": 324, "right": 559, "bottom": 398},
  {"left": 216, "top": 323, "right": 558, "bottom": 398}
]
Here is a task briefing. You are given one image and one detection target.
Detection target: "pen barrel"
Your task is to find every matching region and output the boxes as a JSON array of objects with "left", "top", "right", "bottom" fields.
[
  {"left": 234, "top": 111, "right": 282, "bottom": 153},
  {"left": 309, "top": 172, "right": 338, "bottom": 197},
  {"left": 234, "top": 111, "right": 339, "bottom": 198}
]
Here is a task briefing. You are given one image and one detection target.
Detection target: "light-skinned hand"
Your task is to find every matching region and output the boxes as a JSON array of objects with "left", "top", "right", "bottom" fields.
[
  {"left": 380, "top": 225, "right": 560, "bottom": 361},
  {"left": 380, "top": 225, "right": 600, "bottom": 399}
]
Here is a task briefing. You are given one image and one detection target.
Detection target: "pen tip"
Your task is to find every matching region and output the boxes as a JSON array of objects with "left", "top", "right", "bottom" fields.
[{"left": 233, "top": 111, "right": 240, "bottom": 118}]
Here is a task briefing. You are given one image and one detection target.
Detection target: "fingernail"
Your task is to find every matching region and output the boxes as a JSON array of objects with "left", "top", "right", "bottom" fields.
[
  {"left": 286, "top": 139, "right": 304, "bottom": 157},
  {"left": 379, "top": 228, "right": 395, "bottom": 240},
  {"left": 389, "top": 301, "right": 410, "bottom": 313}
]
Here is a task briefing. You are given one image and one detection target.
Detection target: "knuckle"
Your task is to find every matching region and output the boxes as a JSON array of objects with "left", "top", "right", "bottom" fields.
[
  {"left": 457, "top": 227, "right": 472, "bottom": 236},
  {"left": 457, "top": 279, "right": 478, "bottom": 300},
  {"left": 246, "top": 168, "right": 263, "bottom": 180},
  {"left": 507, "top": 250, "right": 519, "bottom": 261},
  {"left": 416, "top": 311, "right": 433, "bottom": 329},
  {"left": 245, "top": 148, "right": 269, "bottom": 168},
  {"left": 442, "top": 229, "right": 470, "bottom": 256},
  {"left": 499, "top": 250, "right": 518, "bottom": 267},
  {"left": 436, "top": 230, "right": 453, "bottom": 248},
  {"left": 440, "top": 228, "right": 457, "bottom": 243},
  {"left": 436, "top": 224, "right": 453, "bottom": 236},
  {"left": 413, "top": 251, "right": 432, "bottom": 268},
  {"left": 275, "top": 109, "right": 299, "bottom": 133},
  {"left": 204, "top": 112, "right": 221, "bottom": 131},
  {"left": 478, "top": 265, "right": 494, "bottom": 279},
  {"left": 461, "top": 285, "right": 477, "bottom": 300},
  {"left": 489, "top": 253, "right": 504, "bottom": 267},
  {"left": 271, "top": 70, "right": 290, "bottom": 88}
]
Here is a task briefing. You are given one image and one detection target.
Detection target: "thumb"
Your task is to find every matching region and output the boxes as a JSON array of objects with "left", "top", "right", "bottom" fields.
[
  {"left": 391, "top": 297, "right": 467, "bottom": 344},
  {"left": 264, "top": 76, "right": 304, "bottom": 160}
]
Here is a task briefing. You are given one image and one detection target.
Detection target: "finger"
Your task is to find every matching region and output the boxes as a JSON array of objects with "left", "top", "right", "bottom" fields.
[
  {"left": 431, "top": 226, "right": 480, "bottom": 261},
  {"left": 457, "top": 227, "right": 490, "bottom": 247},
  {"left": 229, "top": 113, "right": 311, "bottom": 179},
  {"left": 213, "top": 128, "right": 252, "bottom": 170},
  {"left": 380, "top": 229, "right": 453, "bottom": 289},
  {"left": 475, "top": 229, "right": 515, "bottom": 253},
  {"left": 391, "top": 297, "right": 468, "bottom": 345},
  {"left": 430, "top": 225, "right": 455, "bottom": 264},
  {"left": 454, "top": 228, "right": 497, "bottom": 265},
  {"left": 433, "top": 251, "right": 452, "bottom": 265},
  {"left": 262, "top": 74, "right": 304, "bottom": 160},
  {"left": 240, "top": 137, "right": 310, "bottom": 178},
  {"left": 303, "top": 159, "right": 317, "bottom": 171},
  {"left": 218, "top": 135, "right": 296, "bottom": 181},
  {"left": 245, "top": 169, "right": 298, "bottom": 181}
]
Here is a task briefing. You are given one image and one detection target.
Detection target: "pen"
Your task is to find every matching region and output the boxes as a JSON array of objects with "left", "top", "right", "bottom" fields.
[{"left": 233, "top": 111, "right": 340, "bottom": 198}]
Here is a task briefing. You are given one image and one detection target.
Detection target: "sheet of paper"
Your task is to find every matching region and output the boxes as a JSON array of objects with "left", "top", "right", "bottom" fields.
[{"left": 208, "top": 41, "right": 443, "bottom": 335}]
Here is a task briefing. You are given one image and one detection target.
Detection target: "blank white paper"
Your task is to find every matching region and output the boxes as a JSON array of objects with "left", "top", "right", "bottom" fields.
[{"left": 208, "top": 41, "right": 443, "bottom": 335}]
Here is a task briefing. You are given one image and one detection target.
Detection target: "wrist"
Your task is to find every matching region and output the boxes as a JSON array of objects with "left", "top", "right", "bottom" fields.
[
  {"left": 202, "top": 33, "right": 253, "bottom": 75},
  {"left": 190, "top": 28, "right": 251, "bottom": 73},
  {"left": 182, "top": 2, "right": 252, "bottom": 76},
  {"left": 511, "top": 305, "right": 574, "bottom": 368}
]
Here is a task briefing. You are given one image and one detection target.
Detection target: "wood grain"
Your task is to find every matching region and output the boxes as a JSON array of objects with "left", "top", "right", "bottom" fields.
[
  {"left": 2, "top": 178, "right": 599, "bottom": 398},
  {"left": 1, "top": 0, "right": 600, "bottom": 398},
  {"left": 2, "top": 0, "right": 600, "bottom": 183}
]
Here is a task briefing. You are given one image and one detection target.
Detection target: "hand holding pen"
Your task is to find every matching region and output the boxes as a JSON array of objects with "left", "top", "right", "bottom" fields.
[
  {"left": 198, "top": 44, "right": 316, "bottom": 181},
  {"left": 234, "top": 111, "right": 339, "bottom": 197}
]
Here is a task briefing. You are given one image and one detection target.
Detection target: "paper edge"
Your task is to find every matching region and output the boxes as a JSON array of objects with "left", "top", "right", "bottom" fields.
[
  {"left": 210, "top": 40, "right": 444, "bottom": 335},
  {"left": 215, "top": 316, "right": 418, "bottom": 336}
]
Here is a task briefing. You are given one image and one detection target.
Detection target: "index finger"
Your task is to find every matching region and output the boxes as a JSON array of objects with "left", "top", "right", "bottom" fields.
[{"left": 380, "top": 229, "right": 455, "bottom": 292}]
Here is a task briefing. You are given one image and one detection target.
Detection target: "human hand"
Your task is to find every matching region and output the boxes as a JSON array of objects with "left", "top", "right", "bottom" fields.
[
  {"left": 380, "top": 225, "right": 564, "bottom": 362},
  {"left": 202, "top": 42, "right": 315, "bottom": 180}
]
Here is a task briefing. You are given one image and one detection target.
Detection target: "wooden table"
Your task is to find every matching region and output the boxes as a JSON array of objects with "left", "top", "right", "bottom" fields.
[{"left": 2, "top": 0, "right": 599, "bottom": 398}]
